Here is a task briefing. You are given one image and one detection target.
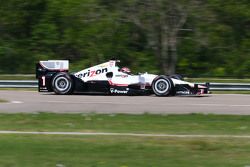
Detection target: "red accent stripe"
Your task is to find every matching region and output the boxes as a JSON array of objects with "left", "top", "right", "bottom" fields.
[{"left": 108, "top": 80, "right": 129, "bottom": 86}]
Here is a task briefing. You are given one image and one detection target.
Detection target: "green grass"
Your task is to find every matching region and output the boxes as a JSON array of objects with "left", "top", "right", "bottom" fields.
[
  {"left": 186, "top": 77, "right": 250, "bottom": 83},
  {"left": 0, "top": 88, "right": 37, "bottom": 91},
  {"left": 1, "top": 113, "right": 250, "bottom": 166},
  {"left": 1, "top": 135, "right": 250, "bottom": 167},
  {"left": 212, "top": 90, "right": 250, "bottom": 94},
  {"left": 0, "top": 99, "right": 8, "bottom": 103},
  {"left": 1, "top": 113, "right": 250, "bottom": 135},
  {"left": 0, "top": 74, "right": 35, "bottom": 80}
]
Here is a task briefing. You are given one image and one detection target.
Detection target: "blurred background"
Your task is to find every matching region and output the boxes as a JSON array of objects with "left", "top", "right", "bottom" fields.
[{"left": 0, "top": 0, "right": 249, "bottom": 77}]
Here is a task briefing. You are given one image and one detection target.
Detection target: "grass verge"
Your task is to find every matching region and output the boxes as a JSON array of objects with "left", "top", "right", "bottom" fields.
[
  {"left": 0, "top": 88, "right": 37, "bottom": 91},
  {"left": 0, "top": 74, "right": 35, "bottom": 80},
  {"left": 1, "top": 113, "right": 250, "bottom": 166},
  {"left": 186, "top": 77, "right": 250, "bottom": 83},
  {"left": 212, "top": 90, "right": 250, "bottom": 94},
  {"left": 0, "top": 135, "right": 250, "bottom": 167},
  {"left": 1, "top": 113, "right": 250, "bottom": 135},
  {"left": 0, "top": 99, "right": 8, "bottom": 103}
]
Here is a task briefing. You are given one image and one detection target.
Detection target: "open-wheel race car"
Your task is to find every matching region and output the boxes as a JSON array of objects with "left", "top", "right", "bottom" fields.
[{"left": 36, "top": 60, "right": 209, "bottom": 96}]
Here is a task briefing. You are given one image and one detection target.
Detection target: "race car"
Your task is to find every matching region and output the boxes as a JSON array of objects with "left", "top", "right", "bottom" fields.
[{"left": 36, "top": 59, "right": 209, "bottom": 96}]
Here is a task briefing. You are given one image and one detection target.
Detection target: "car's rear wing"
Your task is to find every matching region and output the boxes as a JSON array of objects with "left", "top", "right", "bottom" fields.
[
  {"left": 36, "top": 60, "right": 69, "bottom": 92},
  {"left": 36, "top": 60, "right": 69, "bottom": 78}
]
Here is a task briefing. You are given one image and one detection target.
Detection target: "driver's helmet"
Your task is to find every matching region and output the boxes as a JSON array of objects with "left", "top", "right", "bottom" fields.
[{"left": 120, "top": 67, "right": 131, "bottom": 74}]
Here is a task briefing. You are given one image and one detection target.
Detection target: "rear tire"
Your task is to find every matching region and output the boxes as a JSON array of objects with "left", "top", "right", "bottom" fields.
[
  {"left": 52, "top": 73, "right": 73, "bottom": 95},
  {"left": 152, "top": 76, "right": 174, "bottom": 96}
]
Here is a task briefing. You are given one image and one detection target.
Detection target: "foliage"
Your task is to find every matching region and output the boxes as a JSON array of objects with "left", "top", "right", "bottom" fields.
[
  {"left": 2, "top": 113, "right": 250, "bottom": 166},
  {"left": 0, "top": 0, "right": 249, "bottom": 77}
]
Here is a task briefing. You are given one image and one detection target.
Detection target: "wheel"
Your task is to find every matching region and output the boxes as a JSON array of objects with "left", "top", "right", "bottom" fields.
[
  {"left": 152, "top": 75, "right": 174, "bottom": 96},
  {"left": 52, "top": 72, "right": 74, "bottom": 95}
]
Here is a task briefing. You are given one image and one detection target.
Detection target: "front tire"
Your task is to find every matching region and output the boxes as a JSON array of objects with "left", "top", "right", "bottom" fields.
[
  {"left": 152, "top": 76, "right": 174, "bottom": 96},
  {"left": 52, "top": 73, "right": 74, "bottom": 95},
  {"left": 170, "top": 74, "right": 183, "bottom": 80}
]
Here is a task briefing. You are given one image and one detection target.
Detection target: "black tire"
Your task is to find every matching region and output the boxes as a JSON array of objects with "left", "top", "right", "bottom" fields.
[
  {"left": 52, "top": 72, "right": 74, "bottom": 95},
  {"left": 170, "top": 74, "right": 183, "bottom": 80},
  {"left": 152, "top": 75, "right": 174, "bottom": 96}
]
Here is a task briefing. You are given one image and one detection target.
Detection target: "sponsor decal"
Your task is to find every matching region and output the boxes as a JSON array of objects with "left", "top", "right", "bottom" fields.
[
  {"left": 109, "top": 61, "right": 115, "bottom": 67},
  {"left": 115, "top": 75, "right": 128, "bottom": 78},
  {"left": 176, "top": 91, "right": 190, "bottom": 94},
  {"left": 77, "top": 68, "right": 108, "bottom": 78},
  {"left": 110, "top": 88, "right": 129, "bottom": 94}
]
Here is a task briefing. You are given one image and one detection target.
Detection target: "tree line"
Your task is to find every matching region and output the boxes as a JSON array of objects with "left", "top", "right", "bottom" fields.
[{"left": 0, "top": 0, "right": 249, "bottom": 77}]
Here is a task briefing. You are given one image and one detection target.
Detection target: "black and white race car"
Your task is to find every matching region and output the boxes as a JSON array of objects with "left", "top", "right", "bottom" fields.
[{"left": 36, "top": 60, "right": 209, "bottom": 96}]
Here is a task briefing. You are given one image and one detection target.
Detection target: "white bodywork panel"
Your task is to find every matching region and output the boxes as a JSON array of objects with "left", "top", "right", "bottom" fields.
[
  {"left": 74, "top": 60, "right": 158, "bottom": 87},
  {"left": 74, "top": 61, "right": 116, "bottom": 82},
  {"left": 73, "top": 60, "right": 198, "bottom": 88},
  {"left": 172, "top": 78, "right": 194, "bottom": 87},
  {"left": 110, "top": 73, "right": 157, "bottom": 87}
]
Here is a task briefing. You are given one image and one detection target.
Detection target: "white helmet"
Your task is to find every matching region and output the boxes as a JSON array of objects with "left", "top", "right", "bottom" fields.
[{"left": 120, "top": 67, "right": 131, "bottom": 74}]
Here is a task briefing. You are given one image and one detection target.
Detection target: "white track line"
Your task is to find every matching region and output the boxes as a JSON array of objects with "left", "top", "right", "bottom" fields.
[
  {"left": 1, "top": 131, "right": 250, "bottom": 138},
  {"left": 11, "top": 101, "right": 23, "bottom": 104},
  {"left": 41, "top": 100, "right": 250, "bottom": 108}
]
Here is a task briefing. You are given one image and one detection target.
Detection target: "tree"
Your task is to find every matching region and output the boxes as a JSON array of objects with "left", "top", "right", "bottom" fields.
[
  {"left": 119, "top": 0, "right": 193, "bottom": 74},
  {"left": 177, "top": 0, "right": 250, "bottom": 77}
]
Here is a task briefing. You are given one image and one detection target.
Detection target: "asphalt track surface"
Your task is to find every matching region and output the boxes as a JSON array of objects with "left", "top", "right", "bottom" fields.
[{"left": 0, "top": 90, "right": 250, "bottom": 115}]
